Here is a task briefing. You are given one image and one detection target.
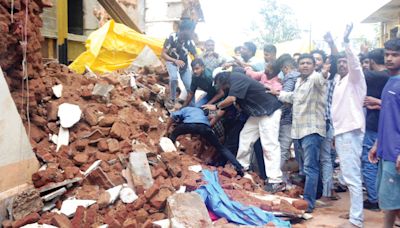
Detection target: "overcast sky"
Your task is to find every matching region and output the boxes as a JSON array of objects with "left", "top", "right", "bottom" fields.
[{"left": 197, "top": 0, "right": 389, "bottom": 52}]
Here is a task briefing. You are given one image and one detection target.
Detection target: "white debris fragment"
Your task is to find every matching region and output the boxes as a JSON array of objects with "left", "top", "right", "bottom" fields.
[
  {"left": 21, "top": 223, "right": 58, "bottom": 228},
  {"left": 84, "top": 160, "right": 102, "bottom": 176},
  {"left": 58, "top": 103, "right": 82, "bottom": 128},
  {"left": 97, "top": 225, "right": 109, "bottom": 228},
  {"left": 60, "top": 199, "right": 96, "bottom": 217},
  {"left": 141, "top": 101, "right": 153, "bottom": 112},
  {"left": 49, "top": 134, "right": 58, "bottom": 144},
  {"left": 106, "top": 185, "right": 123, "bottom": 204},
  {"left": 159, "top": 137, "right": 177, "bottom": 153},
  {"left": 51, "top": 84, "right": 63, "bottom": 98},
  {"left": 152, "top": 219, "right": 170, "bottom": 228},
  {"left": 56, "top": 127, "right": 69, "bottom": 152},
  {"left": 120, "top": 187, "right": 138, "bottom": 203},
  {"left": 158, "top": 116, "right": 164, "bottom": 123},
  {"left": 176, "top": 186, "right": 186, "bottom": 194},
  {"left": 188, "top": 165, "right": 202, "bottom": 173}
]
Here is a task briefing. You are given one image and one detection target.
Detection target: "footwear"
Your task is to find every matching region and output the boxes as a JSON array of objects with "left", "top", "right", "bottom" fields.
[
  {"left": 339, "top": 213, "right": 350, "bottom": 219},
  {"left": 264, "top": 182, "right": 286, "bottom": 193},
  {"left": 334, "top": 184, "right": 348, "bottom": 193},
  {"left": 316, "top": 197, "right": 333, "bottom": 208},
  {"left": 363, "top": 200, "right": 380, "bottom": 211}
]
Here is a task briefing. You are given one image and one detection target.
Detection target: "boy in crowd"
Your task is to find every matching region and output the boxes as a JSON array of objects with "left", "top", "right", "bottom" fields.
[
  {"left": 182, "top": 58, "right": 224, "bottom": 108},
  {"left": 369, "top": 38, "right": 400, "bottom": 228}
]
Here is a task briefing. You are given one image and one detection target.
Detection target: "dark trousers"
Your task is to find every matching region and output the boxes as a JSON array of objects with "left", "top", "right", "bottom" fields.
[{"left": 170, "top": 123, "right": 243, "bottom": 170}]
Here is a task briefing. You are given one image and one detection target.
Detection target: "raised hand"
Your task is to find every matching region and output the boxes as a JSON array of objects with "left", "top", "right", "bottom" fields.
[
  {"left": 344, "top": 23, "right": 353, "bottom": 43},
  {"left": 323, "top": 32, "right": 334, "bottom": 44}
]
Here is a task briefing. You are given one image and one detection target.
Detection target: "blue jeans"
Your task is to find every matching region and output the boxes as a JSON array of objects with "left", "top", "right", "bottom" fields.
[
  {"left": 193, "top": 94, "right": 212, "bottom": 108},
  {"left": 294, "top": 139, "right": 304, "bottom": 175},
  {"left": 320, "top": 121, "right": 334, "bottom": 197},
  {"left": 335, "top": 129, "right": 364, "bottom": 227},
  {"left": 361, "top": 129, "right": 378, "bottom": 203},
  {"left": 298, "top": 133, "right": 323, "bottom": 211},
  {"left": 165, "top": 61, "right": 192, "bottom": 102}
]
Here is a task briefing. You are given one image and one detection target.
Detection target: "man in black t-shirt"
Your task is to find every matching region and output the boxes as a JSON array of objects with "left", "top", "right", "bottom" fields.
[
  {"left": 362, "top": 48, "right": 390, "bottom": 211},
  {"left": 212, "top": 71, "right": 284, "bottom": 193},
  {"left": 162, "top": 19, "right": 197, "bottom": 107}
]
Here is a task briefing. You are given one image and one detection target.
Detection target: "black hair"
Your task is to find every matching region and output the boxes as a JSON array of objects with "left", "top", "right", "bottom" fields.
[
  {"left": 368, "top": 48, "right": 385, "bottom": 65},
  {"left": 384, "top": 38, "right": 400, "bottom": 51},
  {"left": 298, "top": 53, "right": 316, "bottom": 65},
  {"left": 293, "top": 52, "right": 301, "bottom": 57},
  {"left": 205, "top": 39, "right": 214, "bottom": 44},
  {"left": 263, "top": 44, "right": 277, "bottom": 54},
  {"left": 337, "top": 51, "right": 346, "bottom": 60},
  {"left": 275, "top": 53, "right": 293, "bottom": 69},
  {"left": 214, "top": 71, "right": 231, "bottom": 87},
  {"left": 234, "top": 46, "right": 242, "bottom": 53},
  {"left": 310, "top": 49, "right": 327, "bottom": 62},
  {"left": 281, "top": 58, "right": 297, "bottom": 69},
  {"left": 179, "top": 19, "right": 195, "bottom": 31},
  {"left": 191, "top": 58, "right": 205, "bottom": 68},
  {"left": 243, "top": 42, "right": 257, "bottom": 56},
  {"left": 359, "top": 53, "right": 369, "bottom": 62}
]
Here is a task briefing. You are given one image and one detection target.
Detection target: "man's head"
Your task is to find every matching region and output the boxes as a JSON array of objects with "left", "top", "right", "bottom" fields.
[
  {"left": 241, "top": 42, "right": 257, "bottom": 61},
  {"left": 384, "top": 38, "right": 400, "bottom": 74},
  {"left": 214, "top": 71, "right": 231, "bottom": 90},
  {"left": 178, "top": 19, "right": 194, "bottom": 41},
  {"left": 191, "top": 58, "right": 205, "bottom": 76},
  {"left": 263, "top": 44, "right": 277, "bottom": 63},
  {"left": 204, "top": 39, "right": 215, "bottom": 53},
  {"left": 359, "top": 53, "right": 370, "bottom": 71},
  {"left": 293, "top": 53, "right": 301, "bottom": 63},
  {"left": 367, "top": 48, "right": 385, "bottom": 71},
  {"left": 336, "top": 52, "right": 349, "bottom": 77},
  {"left": 234, "top": 46, "right": 242, "bottom": 56},
  {"left": 310, "top": 50, "right": 327, "bottom": 72},
  {"left": 298, "top": 54, "right": 316, "bottom": 77},
  {"left": 281, "top": 59, "right": 297, "bottom": 76}
]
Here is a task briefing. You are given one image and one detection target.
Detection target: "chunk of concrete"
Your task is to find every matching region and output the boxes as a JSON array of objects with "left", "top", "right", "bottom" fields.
[
  {"left": 41, "top": 187, "right": 67, "bottom": 202},
  {"left": 106, "top": 185, "right": 123, "bottom": 204},
  {"left": 58, "top": 103, "right": 82, "bottom": 128},
  {"left": 83, "top": 160, "right": 102, "bottom": 177},
  {"left": 120, "top": 187, "right": 138, "bottom": 204},
  {"left": 128, "top": 152, "right": 154, "bottom": 189},
  {"left": 56, "top": 127, "right": 69, "bottom": 152},
  {"left": 166, "top": 193, "right": 212, "bottom": 228},
  {"left": 20, "top": 223, "right": 58, "bottom": 228},
  {"left": 12, "top": 189, "right": 44, "bottom": 220},
  {"left": 159, "top": 137, "right": 177, "bottom": 153},
  {"left": 188, "top": 165, "right": 202, "bottom": 173},
  {"left": 51, "top": 84, "right": 63, "bottom": 98},
  {"left": 60, "top": 199, "right": 96, "bottom": 217}
]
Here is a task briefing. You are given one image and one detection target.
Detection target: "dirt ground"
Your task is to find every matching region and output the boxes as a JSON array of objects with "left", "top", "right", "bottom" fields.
[{"left": 303, "top": 192, "right": 383, "bottom": 227}]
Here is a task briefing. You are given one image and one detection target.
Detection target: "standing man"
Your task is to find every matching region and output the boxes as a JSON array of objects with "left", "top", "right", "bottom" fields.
[
  {"left": 162, "top": 19, "right": 197, "bottom": 108},
  {"left": 369, "top": 38, "right": 400, "bottom": 228},
  {"left": 311, "top": 49, "right": 327, "bottom": 72},
  {"left": 235, "top": 42, "right": 265, "bottom": 72},
  {"left": 200, "top": 39, "right": 226, "bottom": 72},
  {"left": 276, "top": 54, "right": 328, "bottom": 213},
  {"left": 264, "top": 44, "right": 277, "bottom": 66},
  {"left": 331, "top": 25, "right": 366, "bottom": 228},
  {"left": 211, "top": 71, "right": 284, "bottom": 192},
  {"left": 362, "top": 48, "right": 389, "bottom": 211}
]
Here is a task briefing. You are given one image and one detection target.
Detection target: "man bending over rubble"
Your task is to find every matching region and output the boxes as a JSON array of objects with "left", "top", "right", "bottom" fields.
[{"left": 165, "top": 106, "right": 244, "bottom": 175}]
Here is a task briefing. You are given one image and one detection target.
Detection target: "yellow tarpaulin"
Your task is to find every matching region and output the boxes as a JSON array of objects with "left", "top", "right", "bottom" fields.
[{"left": 69, "top": 20, "right": 164, "bottom": 74}]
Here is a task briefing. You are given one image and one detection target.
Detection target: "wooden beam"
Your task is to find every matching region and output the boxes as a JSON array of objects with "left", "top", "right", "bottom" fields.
[{"left": 97, "top": 0, "right": 143, "bottom": 33}]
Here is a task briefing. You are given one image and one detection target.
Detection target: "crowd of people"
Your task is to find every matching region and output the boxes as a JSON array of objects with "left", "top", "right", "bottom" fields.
[{"left": 161, "top": 19, "right": 400, "bottom": 228}]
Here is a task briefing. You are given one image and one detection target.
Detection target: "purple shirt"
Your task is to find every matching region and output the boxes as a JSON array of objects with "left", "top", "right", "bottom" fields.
[{"left": 377, "top": 75, "right": 400, "bottom": 162}]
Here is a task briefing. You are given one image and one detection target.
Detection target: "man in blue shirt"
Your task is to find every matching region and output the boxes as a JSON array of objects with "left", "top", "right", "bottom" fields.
[
  {"left": 166, "top": 107, "right": 244, "bottom": 175},
  {"left": 369, "top": 38, "right": 400, "bottom": 228}
]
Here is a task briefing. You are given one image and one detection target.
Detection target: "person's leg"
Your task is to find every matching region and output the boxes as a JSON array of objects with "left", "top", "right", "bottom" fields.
[
  {"left": 224, "top": 120, "right": 245, "bottom": 157},
  {"left": 335, "top": 130, "right": 364, "bottom": 227},
  {"left": 253, "top": 139, "right": 267, "bottom": 180},
  {"left": 236, "top": 116, "right": 260, "bottom": 170},
  {"left": 165, "top": 62, "right": 179, "bottom": 102},
  {"left": 199, "top": 125, "right": 243, "bottom": 172},
  {"left": 361, "top": 129, "right": 379, "bottom": 204},
  {"left": 279, "top": 124, "right": 293, "bottom": 169},
  {"left": 169, "top": 123, "right": 195, "bottom": 142},
  {"left": 377, "top": 160, "right": 400, "bottom": 228},
  {"left": 194, "top": 94, "right": 209, "bottom": 108},
  {"left": 180, "top": 67, "right": 192, "bottom": 104},
  {"left": 320, "top": 122, "right": 334, "bottom": 198},
  {"left": 258, "top": 109, "right": 283, "bottom": 184},
  {"left": 300, "top": 133, "right": 323, "bottom": 212},
  {"left": 294, "top": 139, "right": 304, "bottom": 175}
]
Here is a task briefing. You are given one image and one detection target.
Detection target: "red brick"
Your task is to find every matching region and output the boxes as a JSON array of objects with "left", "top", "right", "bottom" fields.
[
  {"left": 51, "top": 214, "right": 72, "bottom": 228},
  {"left": 84, "top": 204, "right": 98, "bottom": 226},
  {"left": 221, "top": 166, "right": 237, "bottom": 179},
  {"left": 12, "top": 213, "right": 40, "bottom": 228},
  {"left": 75, "top": 139, "right": 89, "bottom": 151},
  {"left": 152, "top": 167, "right": 168, "bottom": 179},
  {"left": 135, "top": 209, "right": 148, "bottom": 224},
  {"left": 87, "top": 167, "right": 115, "bottom": 189},
  {"left": 167, "top": 163, "right": 182, "bottom": 177},
  {"left": 110, "top": 121, "right": 131, "bottom": 140},
  {"left": 150, "top": 188, "right": 172, "bottom": 209},
  {"left": 2, "top": 220, "right": 12, "bottom": 228},
  {"left": 142, "top": 219, "right": 153, "bottom": 228},
  {"left": 149, "top": 212, "right": 166, "bottom": 221},
  {"left": 107, "top": 138, "right": 120, "bottom": 153},
  {"left": 292, "top": 199, "right": 308, "bottom": 211},
  {"left": 171, "top": 177, "right": 182, "bottom": 190},
  {"left": 131, "top": 196, "right": 146, "bottom": 210},
  {"left": 29, "top": 124, "right": 46, "bottom": 143},
  {"left": 47, "top": 102, "right": 59, "bottom": 121},
  {"left": 71, "top": 206, "right": 85, "bottom": 227},
  {"left": 99, "top": 116, "right": 116, "bottom": 127},
  {"left": 83, "top": 107, "right": 98, "bottom": 126},
  {"left": 63, "top": 166, "right": 80, "bottom": 179},
  {"left": 104, "top": 213, "right": 121, "bottom": 228},
  {"left": 122, "top": 218, "right": 137, "bottom": 228},
  {"left": 73, "top": 153, "right": 89, "bottom": 165},
  {"left": 144, "top": 183, "right": 159, "bottom": 199},
  {"left": 95, "top": 151, "right": 111, "bottom": 161}
]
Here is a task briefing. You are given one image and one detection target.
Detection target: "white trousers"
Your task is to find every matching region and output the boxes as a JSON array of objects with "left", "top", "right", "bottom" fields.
[{"left": 236, "top": 109, "right": 283, "bottom": 183}]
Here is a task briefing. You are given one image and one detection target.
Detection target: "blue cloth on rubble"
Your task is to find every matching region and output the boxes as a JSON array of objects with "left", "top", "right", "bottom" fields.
[{"left": 195, "top": 170, "right": 291, "bottom": 227}]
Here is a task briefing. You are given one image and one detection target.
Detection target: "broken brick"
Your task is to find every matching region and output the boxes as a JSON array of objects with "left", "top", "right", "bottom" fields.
[
  {"left": 292, "top": 199, "right": 308, "bottom": 211},
  {"left": 149, "top": 188, "right": 172, "bottom": 210},
  {"left": 83, "top": 106, "right": 99, "bottom": 126},
  {"left": 99, "top": 116, "right": 116, "bottom": 127},
  {"left": 73, "top": 153, "right": 89, "bottom": 165},
  {"left": 104, "top": 213, "right": 121, "bottom": 228},
  {"left": 51, "top": 214, "right": 72, "bottom": 228},
  {"left": 221, "top": 166, "right": 237, "bottom": 179},
  {"left": 110, "top": 121, "right": 131, "bottom": 140},
  {"left": 12, "top": 213, "right": 40, "bottom": 228},
  {"left": 122, "top": 218, "right": 137, "bottom": 228},
  {"left": 75, "top": 139, "right": 89, "bottom": 151},
  {"left": 87, "top": 167, "right": 115, "bottom": 189},
  {"left": 63, "top": 166, "right": 80, "bottom": 179},
  {"left": 144, "top": 183, "right": 159, "bottom": 199},
  {"left": 107, "top": 138, "right": 120, "bottom": 153}
]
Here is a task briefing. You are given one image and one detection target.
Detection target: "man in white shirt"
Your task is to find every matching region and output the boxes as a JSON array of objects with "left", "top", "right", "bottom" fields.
[{"left": 331, "top": 24, "right": 366, "bottom": 228}]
